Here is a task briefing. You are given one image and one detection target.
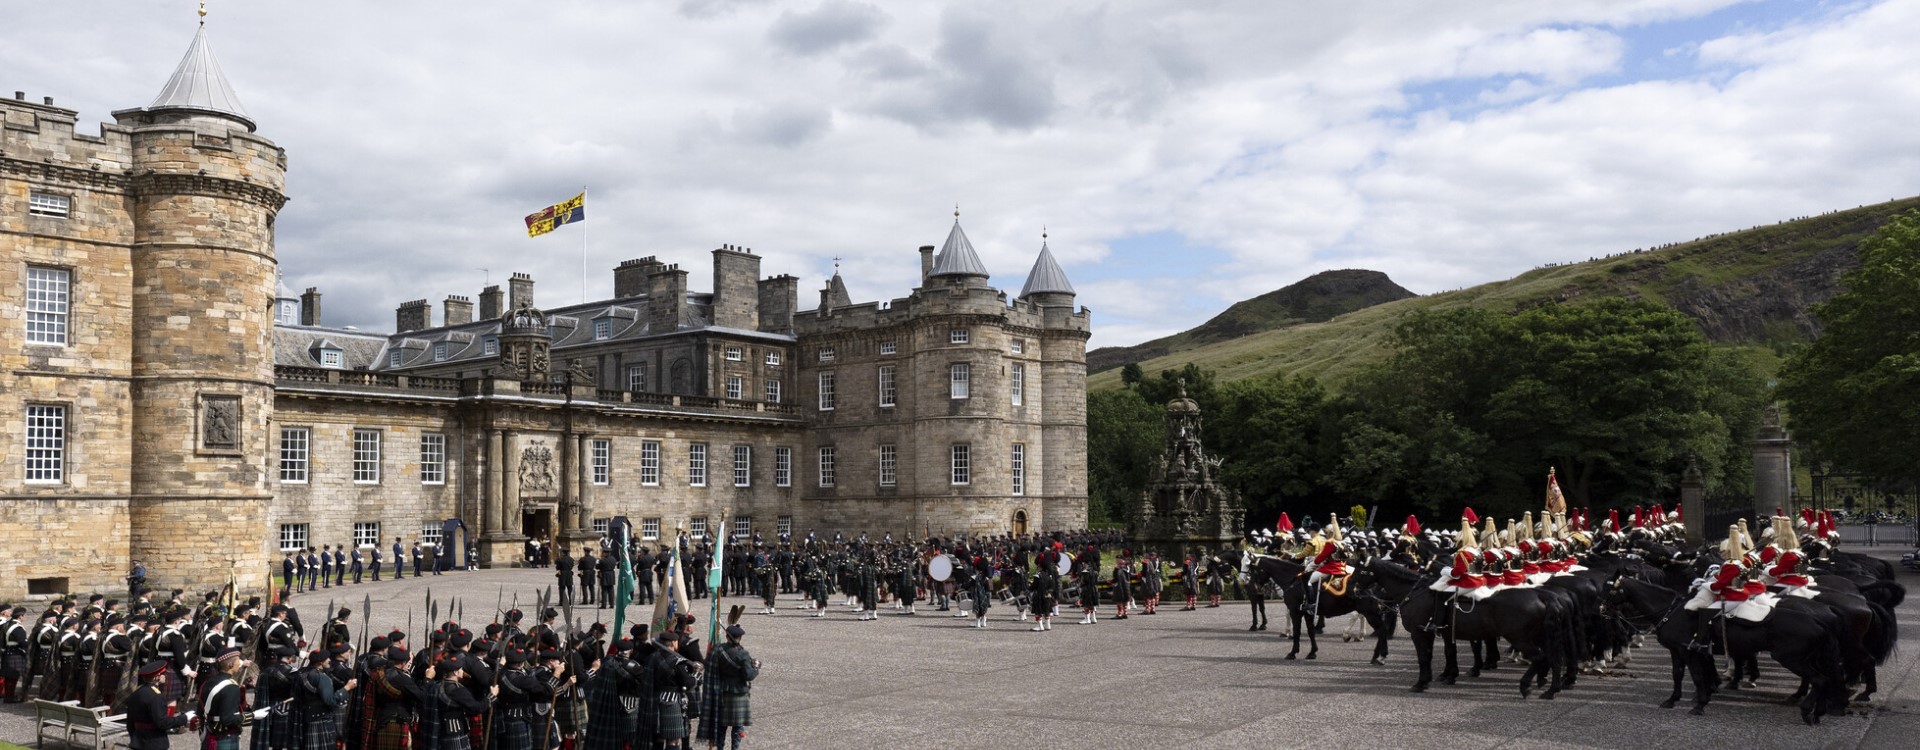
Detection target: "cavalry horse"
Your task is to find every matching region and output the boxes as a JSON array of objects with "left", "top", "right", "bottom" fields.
[
  {"left": 1228, "top": 549, "right": 1396, "bottom": 662},
  {"left": 1400, "top": 572, "right": 1576, "bottom": 699},
  {"left": 1607, "top": 575, "right": 1851, "bottom": 724}
]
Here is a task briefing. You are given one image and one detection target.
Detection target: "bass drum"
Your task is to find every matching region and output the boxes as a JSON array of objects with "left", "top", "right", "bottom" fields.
[
  {"left": 928, "top": 554, "right": 954, "bottom": 582},
  {"left": 1056, "top": 551, "right": 1074, "bottom": 576}
]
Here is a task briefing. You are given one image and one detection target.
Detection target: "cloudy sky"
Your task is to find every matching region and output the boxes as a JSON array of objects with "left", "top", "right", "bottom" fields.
[{"left": 8, "top": 1, "right": 1918, "bottom": 349}]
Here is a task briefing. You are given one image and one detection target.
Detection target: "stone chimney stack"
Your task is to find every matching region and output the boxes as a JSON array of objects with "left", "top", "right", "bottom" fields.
[
  {"left": 646, "top": 264, "right": 691, "bottom": 332},
  {"left": 509, "top": 272, "right": 535, "bottom": 310},
  {"left": 614, "top": 257, "right": 665, "bottom": 299},
  {"left": 479, "top": 285, "right": 504, "bottom": 320},
  {"left": 396, "top": 299, "right": 432, "bottom": 333},
  {"left": 300, "top": 287, "right": 322, "bottom": 326},
  {"left": 712, "top": 245, "right": 762, "bottom": 330},
  {"left": 919, "top": 245, "right": 935, "bottom": 281},
  {"left": 756, "top": 274, "right": 799, "bottom": 333},
  {"left": 444, "top": 295, "right": 474, "bottom": 326}
]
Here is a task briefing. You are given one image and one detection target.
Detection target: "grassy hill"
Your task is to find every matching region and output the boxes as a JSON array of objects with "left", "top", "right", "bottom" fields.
[
  {"left": 1089, "top": 196, "right": 1920, "bottom": 391},
  {"left": 1087, "top": 268, "right": 1414, "bottom": 374}
]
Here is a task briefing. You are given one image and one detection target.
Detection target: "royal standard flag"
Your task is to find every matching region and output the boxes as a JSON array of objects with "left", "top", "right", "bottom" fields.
[{"left": 525, "top": 192, "right": 586, "bottom": 237}]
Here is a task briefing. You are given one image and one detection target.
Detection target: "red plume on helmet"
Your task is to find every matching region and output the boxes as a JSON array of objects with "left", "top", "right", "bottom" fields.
[
  {"left": 1276, "top": 513, "right": 1294, "bottom": 533},
  {"left": 1403, "top": 516, "right": 1421, "bottom": 536},
  {"left": 1461, "top": 507, "right": 1479, "bottom": 525},
  {"left": 1607, "top": 508, "right": 1621, "bottom": 533},
  {"left": 1799, "top": 508, "right": 1816, "bottom": 528}
]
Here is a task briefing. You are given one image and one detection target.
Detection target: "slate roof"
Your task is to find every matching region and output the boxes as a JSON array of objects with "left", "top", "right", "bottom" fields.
[
  {"left": 929, "top": 219, "right": 991, "bottom": 278},
  {"left": 1018, "top": 240, "right": 1075, "bottom": 297},
  {"left": 148, "top": 22, "right": 254, "bottom": 130}
]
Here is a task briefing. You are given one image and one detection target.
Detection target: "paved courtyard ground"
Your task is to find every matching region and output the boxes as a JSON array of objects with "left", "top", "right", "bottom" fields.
[{"left": 7, "top": 557, "right": 1918, "bottom": 750}]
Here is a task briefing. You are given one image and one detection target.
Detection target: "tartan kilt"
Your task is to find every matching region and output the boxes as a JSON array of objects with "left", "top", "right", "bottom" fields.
[
  {"left": 202, "top": 733, "right": 243, "bottom": 750},
  {"left": 163, "top": 667, "right": 191, "bottom": 709},
  {"left": 1, "top": 651, "right": 27, "bottom": 679},
  {"left": 582, "top": 684, "right": 635, "bottom": 750},
  {"left": 302, "top": 710, "right": 340, "bottom": 750},
  {"left": 266, "top": 704, "right": 304, "bottom": 750},
  {"left": 489, "top": 715, "right": 531, "bottom": 750},
  {"left": 371, "top": 719, "right": 415, "bottom": 750},
  {"left": 437, "top": 727, "right": 471, "bottom": 750},
  {"left": 711, "top": 693, "right": 748, "bottom": 728},
  {"left": 651, "top": 695, "right": 686, "bottom": 742},
  {"left": 553, "top": 695, "right": 586, "bottom": 735}
]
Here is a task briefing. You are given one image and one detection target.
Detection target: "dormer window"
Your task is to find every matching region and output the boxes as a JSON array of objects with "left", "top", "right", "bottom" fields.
[
  {"left": 389, "top": 350, "right": 403, "bottom": 368},
  {"left": 593, "top": 318, "right": 612, "bottom": 340},
  {"left": 765, "top": 352, "right": 782, "bottom": 366},
  {"left": 724, "top": 346, "right": 743, "bottom": 361},
  {"left": 483, "top": 336, "right": 498, "bottom": 356},
  {"left": 278, "top": 301, "right": 298, "bottom": 325},
  {"left": 320, "top": 348, "right": 344, "bottom": 368},
  {"left": 949, "top": 329, "right": 969, "bottom": 344},
  {"left": 432, "top": 342, "right": 448, "bottom": 361}
]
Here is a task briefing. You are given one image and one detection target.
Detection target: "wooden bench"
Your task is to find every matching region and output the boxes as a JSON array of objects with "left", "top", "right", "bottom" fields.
[{"left": 33, "top": 699, "right": 129, "bottom": 750}]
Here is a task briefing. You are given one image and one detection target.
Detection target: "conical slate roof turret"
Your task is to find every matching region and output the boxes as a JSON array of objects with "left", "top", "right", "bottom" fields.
[
  {"left": 148, "top": 19, "right": 255, "bottom": 131},
  {"left": 929, "top": 211, "right": 991, "bottom": 279},
  {"left": 1019, "top": 233, "right": 1075, "bottom": 298}
]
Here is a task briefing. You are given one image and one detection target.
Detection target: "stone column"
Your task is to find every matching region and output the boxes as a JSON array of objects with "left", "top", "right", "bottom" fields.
[
  {"left": 1753, "top": 406, "right": 1793, "bottom": 522},
  {"left": 1680, "top": 461, "right": 1706, "bottom": 544},
  {"left": 503, "top": 431, "right": 523, "bottom": 537},
  {"left": 562, "top": 433, "right": 597, "bottom": 548}
]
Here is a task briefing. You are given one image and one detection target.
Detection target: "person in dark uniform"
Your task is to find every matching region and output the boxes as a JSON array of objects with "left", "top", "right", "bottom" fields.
[
  {"left": 198, "top": 647, "right": 259, "bottom": 750},
  {"left": 698, "top": 625, "right": 758, "bottom": 750},
  {"left": 555, "top": 549, "right": 575, "bottom": 607},
  {"left": 125, "top": 660, "right": 190, "bottom": 749},
  {"left": 393, "top": 539, "right": 407, "bottom": 580},
  {"left": 411, "top": 543, "right": 426, "bottom": 579},
  {"left": 490, "top": 649, "right": 552, "bottom": 750},
  {"left": 432, "top": 656, "right": 494, "bottom": 750},
  {"left": 1077, "top": 559, "right": 1101, "bottom": 625},
  {"left": 297, "top": 648, "right": 356, "bottom": 750},
  {"left": 282, "top": 552, "right": 297, "bottom": 594},
  {"left": 1, "top": 606, "right": 30, "bottom": 703},
  {"left": 576, "top": 549, "right": 596, "bottom": 606},
  {"left": 597, "top": 554, "right": 616, "bottom": 609},
  {"left": 634, "top": 547, "right": 656, "bottom": 606},
  {"left": 370, "top": 546, "right": 384, "bottom": 582},
  {"left": 319, "top": 545, "right": 334, "bottom": 589},
  {"left": 128, "top": 560, "right": 149, "bottom": 601},
  {"left": 351, "top": 547, "right": 365, "bottom": 585},
  {"left": 648, "top": 632, "right": 698, "bottom": 750}
]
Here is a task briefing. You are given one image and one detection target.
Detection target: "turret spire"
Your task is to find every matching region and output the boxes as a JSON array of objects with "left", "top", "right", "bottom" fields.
[
  {"left": 929, "top": 212, "right": 990, "bottom": 279},
  {"left": 1018, "top": 230, "right": 1075, "bottom": 298},
  {"left": 148, "top": 9, "right": 255, "bottom": 131}
]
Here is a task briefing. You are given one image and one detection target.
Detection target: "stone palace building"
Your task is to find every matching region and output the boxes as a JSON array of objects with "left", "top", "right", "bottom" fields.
[{"left": 1, "top": 21, "right": 1089, "bottom": 601}]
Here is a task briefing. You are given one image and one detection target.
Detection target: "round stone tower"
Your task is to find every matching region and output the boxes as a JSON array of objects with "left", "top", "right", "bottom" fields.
[{"left": 112, "top": 18, "right": 287, "bottom": 593}]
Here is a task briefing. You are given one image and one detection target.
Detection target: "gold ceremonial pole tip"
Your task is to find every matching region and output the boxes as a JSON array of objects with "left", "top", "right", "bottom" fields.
[
  {"left": 199, "top": 2, "right": 208, "bottom": 18},
  {"left": 954, "top": 205, "right": 960, "bottom": 218}
]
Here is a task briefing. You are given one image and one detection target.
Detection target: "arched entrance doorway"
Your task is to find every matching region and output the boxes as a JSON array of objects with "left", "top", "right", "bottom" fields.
[{"left": 1012, "top": 509, "right": 1029, "bottom": 536}]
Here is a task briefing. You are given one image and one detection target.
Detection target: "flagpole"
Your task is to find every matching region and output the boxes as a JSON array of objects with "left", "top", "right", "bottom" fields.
[{"left": 581, "top": 185, "right": 589, "bottom": 304}]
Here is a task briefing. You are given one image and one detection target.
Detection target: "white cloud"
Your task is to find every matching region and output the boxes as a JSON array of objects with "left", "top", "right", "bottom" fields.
[{"left": 4, "top": 0, "right": 1913, "bottom": 352}]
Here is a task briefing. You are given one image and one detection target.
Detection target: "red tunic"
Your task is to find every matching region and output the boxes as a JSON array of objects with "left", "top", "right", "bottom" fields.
[
  {"left": 1769, "top": 550, "right": 1812, "bottom": 587},
  {"left": 1311, "top": 542, "right": 1347, "bottom": 576},
  {"left": 1710, "top": 561, "right": 1752, "bottom": 602},
  {"left": 1446, "top": 548, "right": 1483, "bottom": 589}
]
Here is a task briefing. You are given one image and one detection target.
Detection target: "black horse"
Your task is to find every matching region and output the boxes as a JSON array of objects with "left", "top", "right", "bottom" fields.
[
  {"left": 1609, "top": 575, "right": 1851, "bottom": 724},
  {"left": 1234, "top": 551, "right": 1395, "bottom": 662},
  {"left": 1401, "top": 580, "right": 1573, "bottom": 699}
]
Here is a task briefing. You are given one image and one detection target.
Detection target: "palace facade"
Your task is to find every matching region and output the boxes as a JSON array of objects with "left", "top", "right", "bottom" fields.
[{"left": 0, "top": 22, "right": 1088, "bottom": 601}]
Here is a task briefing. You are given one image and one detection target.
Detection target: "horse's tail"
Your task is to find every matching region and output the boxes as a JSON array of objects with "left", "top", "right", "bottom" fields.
[
  {"left": 1812, "top": 608, "right": 1854, "bottom": 708},
  {"left": 1858, "top": 580, "right": 1906, "bottom": 610},
  {"left": 1865, "top": 600, "right": 1899, "bottom": 666}
]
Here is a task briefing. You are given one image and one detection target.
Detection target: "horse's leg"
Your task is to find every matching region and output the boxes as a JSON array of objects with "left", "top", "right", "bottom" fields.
[
  {"left": 1688, "top": 650, "right": 1715, "bottom": 715},
  {"left": 1305, "top": 607, "right": 1321, "bottom": 660},
  {"left": 1541, "top": 644, "right": 1562, "bottom": 700},
  {"left": 1248, "top": 595, "right": 1259, "bottom": 632},
  {"left": 1256, "top": 597, "right": 1268, "bottom": 630},
  {"left": 1410, "top": 624, "right": 1433, "bottom": 692},
  {"left": 1440, "top": 632, "right": 1459, "bottom": 684},
  {"left": 1371, "top": 612, "right": 1391, "bottom": 665},
  {"left": 1661, "top": 648, "right": 1684, "bottom": 709},
  {"left": 1741, "top": 655, "right": 1759, "bottom": 689},
  {"left": 1468, "top": 640, "right": 1484, "bottom": 678},
  {"left": 1285, "top": 597, "right": 1302, "bottom": 660}
]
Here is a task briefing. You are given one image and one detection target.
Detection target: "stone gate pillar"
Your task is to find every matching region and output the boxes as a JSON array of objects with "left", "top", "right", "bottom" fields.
[
  {"left": 1680, "top": 462, "right": 1706, "bottom": 543},
  {"left": 1753, "top": 405, "right": 1793, "bottom": 521}
]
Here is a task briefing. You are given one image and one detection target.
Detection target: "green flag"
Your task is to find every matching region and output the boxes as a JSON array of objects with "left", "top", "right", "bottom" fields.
[{"left": 612, "top": 522, "right": 635, "bottom": 639}]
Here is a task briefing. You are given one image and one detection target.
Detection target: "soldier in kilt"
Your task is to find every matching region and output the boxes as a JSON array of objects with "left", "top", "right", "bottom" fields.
[
  {"left": 490, "top": 650, "right": 549, "bottom": 750},
  {"left": 368, "top": 647, "right": 430, "bottom": 750},
  {"left": 298, "top": 648, "right": 356, "bottom": 750},
  {"left": 584, "top": 639, "right": 647, "bottom": 750},
  {"left": 548, "top": 648, "right": 586, "bottom": 748},
  {"left": 432, "top": 657, "right": 494, "bottom": 750},
  {"left": 253, "top": 645, "right": 303, "bottom": 750},
  {"left": 198, "top": 647, "right": 257, "bottom": 750},
  {"left": 1, "top": 606, "right": 30, "bottom": 703},
  {"left": 647, "top": 632, "right": 698, "bottom": 748},
  {"left": 697, "top": 626, "right": 758, "bottom": 750}
]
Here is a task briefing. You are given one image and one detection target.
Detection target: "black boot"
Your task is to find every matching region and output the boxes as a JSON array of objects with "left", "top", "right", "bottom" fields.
[{"left": 1688, "top": 611, "right": 1715, "bottom": 655}]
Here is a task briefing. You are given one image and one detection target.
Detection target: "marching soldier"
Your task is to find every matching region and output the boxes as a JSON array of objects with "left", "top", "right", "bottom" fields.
[
  {"left": 297, "top": 648, "right": 356, "bottom": 750},
  {"left": 556, "top": 548, "right": 576, "bottom": 607},
  {"left": 1076, "top": 557, "right": 1100, "bottom": 625},
  {"left": 1, "top": 606, "right": 29, "bottom": 703},
  {"left": 255, "top": 645, "right": 302, "bottom": 750},
  {"left": 96, "top": 615, "right": 136, "bottom": 708},
  {"left": 647, "top": 632, "right": 699, "bottom": 750},
  {"left": 364, "top": 646, "right": 430, "bottom": 750},
  {"left": 634, "top": 547, "right": 656, "bottom": 606},
  {"left": 431, "top": 656, "right": 495, "bottom": 750},
  {"left": 370, "top": 545, "right": 384, "bottom": 583},
  {"left": 351, "top": 546, "right": 366, "bottom": 585},
  {"left": 197, "top": 647, "right": 264, "bottom": 750},
  {"left": 491, "top": 649, "right": 549, "bottom": 750},
  {"left": 699, "top": 625, "right": 758, "bottom": 750},
  {"left": 1140, "top": 552, "right": 1164, "bottom": 616},
  {"left": 576, "top": 548, "right": 596, "bottom": 607},
  {"left": 320, "top": 545, "right": 335, "bottom": 590},
  {"left": 597, "top": 553, "right": 617, "bottom": 610},
  {"left": 1110, "top": 553, "right": 1135, "bottom": 621}
]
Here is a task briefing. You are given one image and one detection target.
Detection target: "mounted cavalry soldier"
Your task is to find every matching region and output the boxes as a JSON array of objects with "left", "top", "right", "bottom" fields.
[
  {"left": 1685, "top": 522, "right": 1780, "bottom": 653},
  {"left": 1430, "top": 510, "right": 1490, "bottom": 600},
  {"left": 1767, "top": 516, "right": 1819, "bottom": 598},
  {"left": 1303, "top": 515, "right": 1351, "bottom": 616}
]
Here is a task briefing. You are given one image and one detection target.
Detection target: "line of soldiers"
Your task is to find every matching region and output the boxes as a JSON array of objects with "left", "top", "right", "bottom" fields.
[{"left": 281, "top": 539, "right": 448, "bottom": 593}]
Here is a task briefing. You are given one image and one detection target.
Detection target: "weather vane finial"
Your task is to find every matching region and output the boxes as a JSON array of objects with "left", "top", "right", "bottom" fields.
[
  {"left": 1042, "top": 225, "right": 1048, "bottom": 241},
  {"left": 199, "top": 2, "right": 208, "bottom": 20},
  {"left": 953, "top": 204, "right": 960, "bottom": 219}
]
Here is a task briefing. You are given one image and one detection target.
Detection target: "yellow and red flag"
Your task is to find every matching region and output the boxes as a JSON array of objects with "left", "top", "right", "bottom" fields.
[
  {"left": 525, "top": 192, "right": 586, "bottom": 237},
  {"left": 1545, "top": 467, "right": 1567, "bottom": 514}
]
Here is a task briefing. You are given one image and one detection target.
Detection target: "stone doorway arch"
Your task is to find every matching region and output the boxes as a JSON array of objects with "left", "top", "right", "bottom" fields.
[{"left": 1012, "top": 509, "right": 1029, "bottom": 536}]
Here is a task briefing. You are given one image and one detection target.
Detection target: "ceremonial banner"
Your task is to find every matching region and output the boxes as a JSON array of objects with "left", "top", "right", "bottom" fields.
[
  {"left": 524, "top": 192, "right": 586, "bottom": 237},
  {"left": 1545, "top": 467, "right": 1567, "bottom": 514},
  {"left": 650, "top": 540, "right": 691, "bottom": 636},
  {"left": 612, "top": 518, "right": 635, "bottom": 639}
]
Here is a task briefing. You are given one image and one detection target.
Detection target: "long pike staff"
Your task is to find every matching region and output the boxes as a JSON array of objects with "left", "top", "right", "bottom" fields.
[
  {"left": 358, "top": 594, "right": 371, "bottom": 656},
  {"left": 706, "top": 520, "right": 727, "bottom": 654},
  {"left": 612, "top": 520, "right": 636, "bottom": 639}
]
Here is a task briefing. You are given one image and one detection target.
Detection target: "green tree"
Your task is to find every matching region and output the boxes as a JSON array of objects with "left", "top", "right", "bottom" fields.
[
  {"left": 1120, "top": 362, "right": 1145, "bottom": 388},
  {"left": 1780, "top": 211, "right": 1920, "bottom": 490},
  {"left": 1086, "top": 389, "right": 1163, "bottom": 525},
  {"left": 1210, "top": 372, "right": 1328, "bottom": 517}
]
